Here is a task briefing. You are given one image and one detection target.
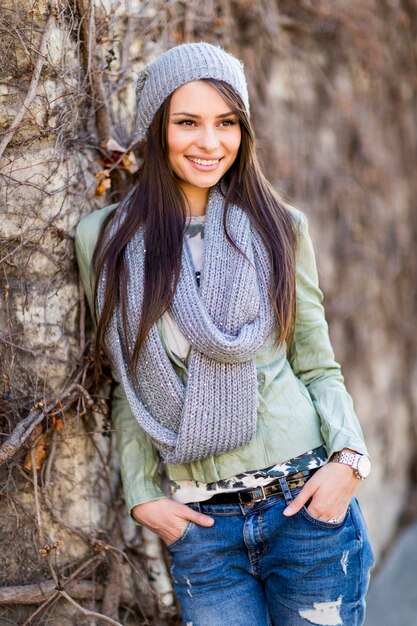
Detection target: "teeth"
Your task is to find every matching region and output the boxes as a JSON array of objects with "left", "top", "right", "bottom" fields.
[{"left": 188, "top": 157, "right": 219, "bottom": 166}]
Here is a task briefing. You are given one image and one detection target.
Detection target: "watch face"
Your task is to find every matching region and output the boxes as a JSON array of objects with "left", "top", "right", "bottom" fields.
[{"left": 357, "top": 455, "right": 371, "bottom": 478}]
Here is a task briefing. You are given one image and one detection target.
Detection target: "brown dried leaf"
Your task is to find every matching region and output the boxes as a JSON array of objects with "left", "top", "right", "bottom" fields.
[
  {"left": 95, "top": 169, "right": 111, "bottom": 196},
  {"left": 23, "top": 424, "right": 47, "bottom": 472},
  {"left": 120, "top": 150, "right": 139, "bottom": 174},
  {"left": 99, "top": 137, "right": 139, "bottom": 174}
]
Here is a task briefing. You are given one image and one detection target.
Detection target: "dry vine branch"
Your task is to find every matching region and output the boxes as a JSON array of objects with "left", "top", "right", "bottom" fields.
[
  {"left": 0, "top": 333, "right": 69, "bottom": 363},
  {"left": 59, "top": 590, "right": 123, "bottom": 626},
  {"left": 0, "top": 382, "right": 106, "bottom": 466},
  {"left": 101, "top": 524, "right": 124, "bottom": 621},
  {"left": 0, "top": 4, "right": 55, "bottom": 159},
  {"left": 40, "top": 429, "right": 110, "bottom": 547},
  {"left": 76, "top": 0, "right": 111, "bottom": 146},
  {"left": 32, "top": 462, "right": 124, "bottom": 626},
  {"left": 20, "top": 555, "right": 106, "bottom": 625},
  {"left": 0, "top": 2, "right": 195, "bottom": 624},
  {"left": 0, "top": 405, "right": 48, "bottom": 466},
  {"left": 0, "top": 580, "right": 105, "bottom": 605}
]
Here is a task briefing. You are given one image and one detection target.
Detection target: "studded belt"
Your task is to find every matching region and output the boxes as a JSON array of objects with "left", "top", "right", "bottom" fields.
[{"left": 199, "top": 470, "right": 313, "bottom": 505}]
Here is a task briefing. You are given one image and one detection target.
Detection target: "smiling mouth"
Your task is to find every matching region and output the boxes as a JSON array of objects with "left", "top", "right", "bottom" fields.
[{"left": 186, "top": 156, "right": 222, "bottom": 166}]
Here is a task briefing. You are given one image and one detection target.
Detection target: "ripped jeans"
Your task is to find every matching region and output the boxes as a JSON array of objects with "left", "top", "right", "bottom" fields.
[{"left": 168, "top": 474, "right": 374, "bottom": 626}]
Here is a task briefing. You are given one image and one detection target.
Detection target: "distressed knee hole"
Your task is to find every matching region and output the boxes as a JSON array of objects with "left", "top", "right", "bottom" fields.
[{"left": 298, "top": 596, "right": 342, "bottom": 625}]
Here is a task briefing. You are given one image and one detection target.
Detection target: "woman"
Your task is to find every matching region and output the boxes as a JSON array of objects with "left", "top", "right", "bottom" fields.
[{"left": 75, "top": 42, "right": 374, "bottom": 625}]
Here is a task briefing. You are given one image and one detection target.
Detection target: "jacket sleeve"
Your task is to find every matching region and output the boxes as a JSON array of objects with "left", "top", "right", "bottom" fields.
[
  {"left": 74, "top": 215, "right": 165, "bottom": 520},
  {"left": 288, "top": 210, "right": 369, "bottom": 458}
]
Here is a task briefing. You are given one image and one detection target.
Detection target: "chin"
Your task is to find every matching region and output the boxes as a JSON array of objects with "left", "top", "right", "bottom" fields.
[{"left": 200, "top": 172, "right": 226, "bottom": 185}]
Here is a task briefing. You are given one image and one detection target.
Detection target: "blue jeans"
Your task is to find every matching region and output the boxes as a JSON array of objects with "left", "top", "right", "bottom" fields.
[{"left": 168, "top": 474, "right": 374, "bottom": 625}]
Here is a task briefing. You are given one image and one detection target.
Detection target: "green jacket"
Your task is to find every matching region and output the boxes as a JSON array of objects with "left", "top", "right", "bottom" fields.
[{"left": 75, "top": 204, "right": 368, "bottom": 515}]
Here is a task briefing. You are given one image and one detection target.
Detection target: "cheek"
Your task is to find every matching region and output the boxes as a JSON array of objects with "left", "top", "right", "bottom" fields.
[
  {"left": 228, "top": 129, "right": 242, "bottom": 157},
  {"left": 167, "top": 127, "right": 184, "bottom": 161}
]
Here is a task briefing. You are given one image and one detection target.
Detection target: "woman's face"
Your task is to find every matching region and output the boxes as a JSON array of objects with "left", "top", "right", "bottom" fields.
[{"left": 167, "top": 80, "right": 242, "bottom": 212}]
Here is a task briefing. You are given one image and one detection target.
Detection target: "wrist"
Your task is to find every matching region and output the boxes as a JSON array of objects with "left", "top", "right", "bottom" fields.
[{"left": 330, "top": 450, "right": 371, "bottom": 480}]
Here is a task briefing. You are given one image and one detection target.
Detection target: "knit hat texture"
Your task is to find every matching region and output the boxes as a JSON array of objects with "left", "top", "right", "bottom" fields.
[{"left": 134, "top": 42, "right": 249, "bottom": 140}]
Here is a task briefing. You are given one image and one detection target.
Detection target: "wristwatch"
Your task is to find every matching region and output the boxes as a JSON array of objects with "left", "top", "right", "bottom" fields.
[{"left": 330, "top": 451, "right": 371, "bottom": 480}]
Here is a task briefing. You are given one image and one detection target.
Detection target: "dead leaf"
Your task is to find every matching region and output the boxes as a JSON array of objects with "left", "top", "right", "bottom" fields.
[
  {"left": 99, "top": 137, "right": 139, "bottom": 174},
  {"left": 120, "top": 150, "right": 139, "bottom": 174},
  {"left": 24, "top": 424, "right": 47, "bottom": 472},
  {"left": 95, "top": 169, "right": 111, "bottom": 196}
]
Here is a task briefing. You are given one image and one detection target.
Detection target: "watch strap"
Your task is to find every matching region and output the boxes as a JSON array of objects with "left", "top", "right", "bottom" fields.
[
  {"left": 331, "top": 450, "right": 359, "bottom": 469},
  {"left": 331, "top": 451, "right": 371, "bottom": 479}
]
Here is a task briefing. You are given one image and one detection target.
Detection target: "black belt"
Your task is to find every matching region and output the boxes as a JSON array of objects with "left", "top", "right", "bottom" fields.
[{"left": 199, "top": 470, "right": 312, "bottom": 505}]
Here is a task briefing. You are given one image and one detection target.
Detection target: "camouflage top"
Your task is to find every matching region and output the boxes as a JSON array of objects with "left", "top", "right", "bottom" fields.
[{"left": 166, "top": 216, "right": 327, "bottom": 504}]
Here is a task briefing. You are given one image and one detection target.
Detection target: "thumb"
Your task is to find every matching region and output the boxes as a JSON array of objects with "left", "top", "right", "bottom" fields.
[
  {"left": 283, "top": 483, "right": 315, "bottom": 517},
  {"left": 188, "top": 509, "right": 215, "bottom": 527}
]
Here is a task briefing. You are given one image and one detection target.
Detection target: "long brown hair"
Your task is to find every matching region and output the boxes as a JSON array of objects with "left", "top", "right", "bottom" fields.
[{"left": 93, "top": 79, "right": 297, "bottom": 373}]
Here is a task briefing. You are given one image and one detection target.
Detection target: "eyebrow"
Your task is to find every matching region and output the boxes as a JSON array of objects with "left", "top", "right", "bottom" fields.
[{"left": 171, "top": 111, "right": 237, "bottom": 118}]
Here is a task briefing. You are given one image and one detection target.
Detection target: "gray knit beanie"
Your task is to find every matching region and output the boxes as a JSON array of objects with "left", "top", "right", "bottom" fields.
[{"left": 134, "top": 42, "right": 249, "bottom": 141}]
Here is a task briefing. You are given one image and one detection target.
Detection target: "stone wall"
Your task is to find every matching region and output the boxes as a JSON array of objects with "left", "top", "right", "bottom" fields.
[{"left": 258, "top": 1, "right": 417, "bottom": 557}]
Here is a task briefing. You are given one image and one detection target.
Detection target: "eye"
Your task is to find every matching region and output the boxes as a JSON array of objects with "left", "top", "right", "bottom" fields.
[
  {"left": 220, "top": 119, "right": 238, "bottom": 127},
  {"left": 176, "top": 119, "right": 196, "bottom": 126}
]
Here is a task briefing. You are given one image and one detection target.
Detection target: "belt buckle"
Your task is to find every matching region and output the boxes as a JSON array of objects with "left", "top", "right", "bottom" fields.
[{"left": 239, "top": 485, "right": 267, "bottom": 504}]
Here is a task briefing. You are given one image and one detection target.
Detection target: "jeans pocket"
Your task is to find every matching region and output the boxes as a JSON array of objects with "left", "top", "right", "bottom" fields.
[
  {"left": 166, "top": 520, "right": 195, "bottom": 549},
  {"left": 300, "top": 505, "right": 349, "bottom": 529}
]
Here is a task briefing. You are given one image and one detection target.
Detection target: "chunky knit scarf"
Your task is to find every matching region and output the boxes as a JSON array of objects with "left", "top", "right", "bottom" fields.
[{"left": 97, "top": 185, "right": 274, "bottom": 464}]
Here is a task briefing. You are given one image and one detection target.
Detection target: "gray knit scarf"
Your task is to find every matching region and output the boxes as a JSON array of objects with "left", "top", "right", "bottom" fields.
[{"left": 97, "top": 185, "right": 274, "bottom": 464}]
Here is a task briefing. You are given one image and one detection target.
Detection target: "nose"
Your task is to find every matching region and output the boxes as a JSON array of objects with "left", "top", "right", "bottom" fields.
[{"left": 196, "top": 125, "right": 220, "bottom": 151}]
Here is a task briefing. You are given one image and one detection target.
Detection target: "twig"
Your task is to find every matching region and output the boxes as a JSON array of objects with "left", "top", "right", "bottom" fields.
[
  {"left": 0, "top": 405, "right": 47, "bottom": 466},
  {"left": 101, "top": 524, "right": 123, "bottom": 621},
  {"left": 76, "top": 0, "right": 111, "bottom": 145},
  {"left": 41, "top": 437, "right": 94, "bottom": 546},
  {"left": 0, "top": 333, "right": 68, "bottom": 364},
  {"left": 60, "top": 590, "right": 123, "bottom": 626},
  {"left": 22, "top": 555, "right": 105, "bottom": 625},
  {"left": 0, "top": 580, "right": 103, "bottom": 605},
  {"left": 0, "top": 9, "right": 55, "bottom": 158},
  {"left": 40, "top": 427, "right": 116, "bottom": 550},
  {"left": 42, "top": 429, "right": 57, "bottom": 489},
  {"left": 37, "top": 521, "right": 115, "bottom": 626},
  {"left": 31, "top": 449, "right": 45, "bottom": 545},
  {"left": 0, "top": 382, "right": 106, "bottom": 466},
  {"left": 32, "top": 447, "right": 64, "bottom": 593}
]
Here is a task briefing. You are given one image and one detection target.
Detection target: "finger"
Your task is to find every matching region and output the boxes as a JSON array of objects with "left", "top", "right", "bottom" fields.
[
  {"left": 186, "top": 509, "right": 215, "bottom": 527},
  {"left": 322, "top": 509, "right": 348, "bottom": 523},
  {"left": 283, "top": 482, "right": 316, "bottom": 517}
]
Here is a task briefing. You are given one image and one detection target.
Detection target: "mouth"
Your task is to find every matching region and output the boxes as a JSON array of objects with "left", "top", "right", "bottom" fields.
[{"left": 186, "top": 156, "right": 223, "bottom": 170}]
